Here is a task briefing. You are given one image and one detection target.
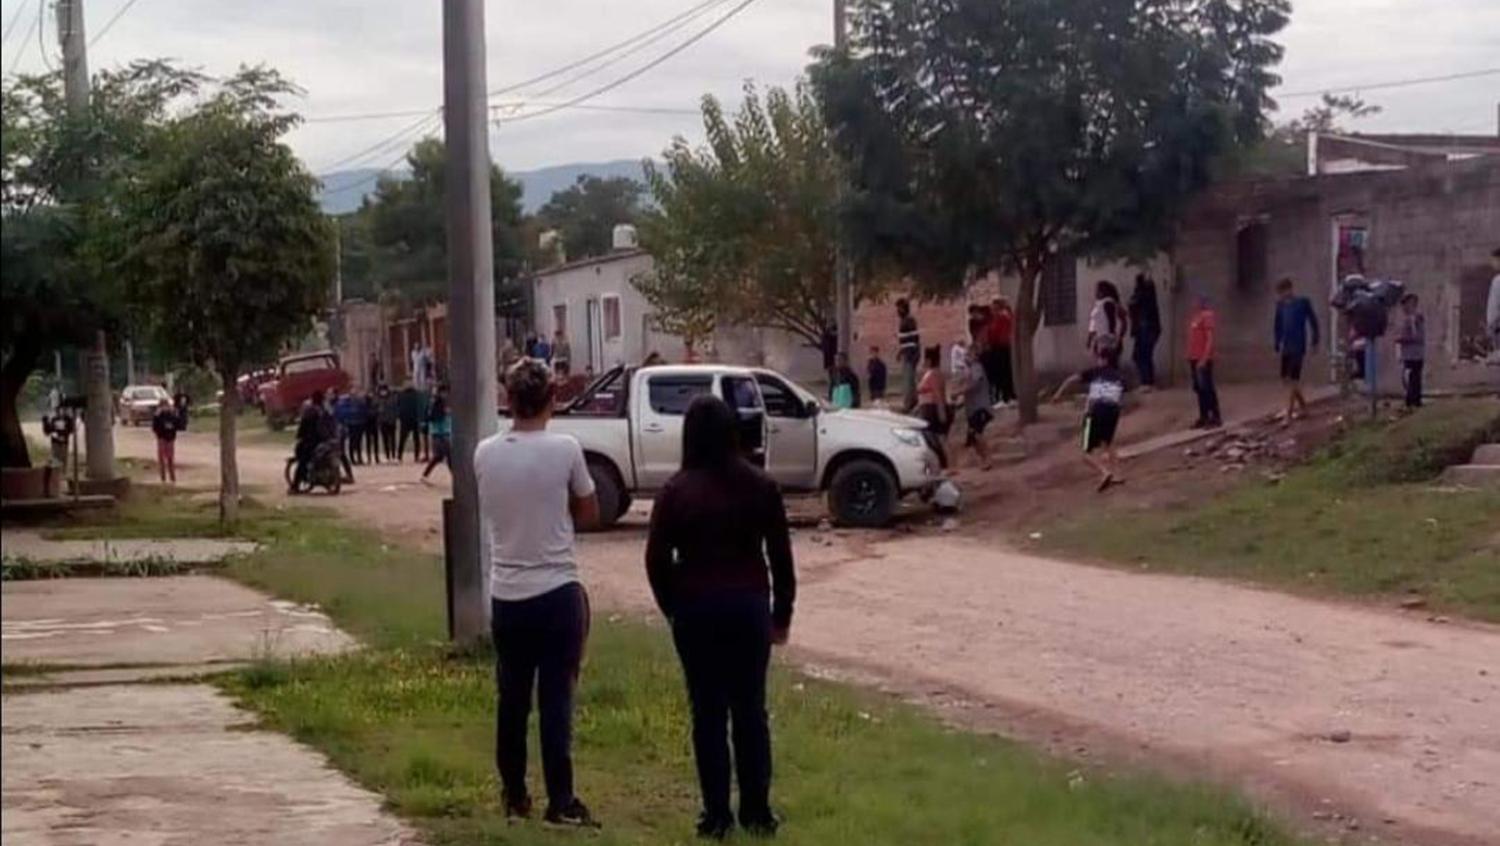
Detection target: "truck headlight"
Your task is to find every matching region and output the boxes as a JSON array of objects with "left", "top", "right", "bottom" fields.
[{"left": 891, "top": 427, "right": 924, "bottom": 448}]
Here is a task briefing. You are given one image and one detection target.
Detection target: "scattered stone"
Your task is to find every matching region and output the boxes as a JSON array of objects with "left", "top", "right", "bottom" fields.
[
  {"left": 1428, "top": 615, "right": 1451, "bottom": 624},
  {"left": 1028, "top": 531, "right": 1044, "bottom": 541},
  {"left": 817, "top": 518, "right": 833, "bottom": 532},
  {"left": 941, "top": 517, "right": 959, "bottom": 532},
  {"left": 1329, "top": 729, "right": 1352, "bottom": 743},
  {"left": 1398, "top": 596, "right": 1428, "bottom": 610}
]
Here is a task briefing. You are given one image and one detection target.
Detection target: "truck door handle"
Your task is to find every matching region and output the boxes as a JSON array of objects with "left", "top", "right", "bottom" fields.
[{"left": 643, "top": 423, "right": 664, "bottom": 434}]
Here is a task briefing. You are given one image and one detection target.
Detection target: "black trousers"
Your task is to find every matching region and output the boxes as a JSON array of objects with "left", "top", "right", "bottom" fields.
[
  {"left": 671, "top": 592, "right": 773, "bottom": 824},
  {"left": 380, "top": 422, "right": 397, "bottom": 459},
  {"left": 1191, "top": 360, "right": 1222, "bottom": 424},
  {"left": 492, "top": 583, "right": 589, "bottom": 810},
  {"left": 346, "top": 425, "right": 364, "bottom": 464},
  {"left": 364, "top": 423, "right": 380, "bottom": 464},
  {"left": 1132, "top": 330, "right": 1159, "bottom": 387},
  {"left": 1402, "top": 360, "right": 1423, "bottom": 408},
  {"left": 981, "top": 346, "right": 1015, "bottom": 403},
  {"left": 397, "top": 420, "right": 423, "bottom": 461}
]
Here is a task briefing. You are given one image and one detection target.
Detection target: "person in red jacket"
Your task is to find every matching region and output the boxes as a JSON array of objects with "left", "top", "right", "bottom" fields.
[
  {"left": 1187, "top": 295, "right": 1222, "bottom": 429},
  {"left": 983, "top": 297, "right": 1016, "bottom": 404}
]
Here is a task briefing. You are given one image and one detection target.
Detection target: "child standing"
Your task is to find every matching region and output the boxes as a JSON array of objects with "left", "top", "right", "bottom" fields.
[
  {"left": 151, "top": 399, "right": 182, "bottom": 483},
  {"left": 1187, "top": 295, "right": 1223, "bottom": 429},
  {"left": 1395, "top": 293, "right": 1425, "bottom": 409},
  {"left": 961, "top": 345, "right": 994, "bottom": 470},
  {"left": 1051, "top": 350, "right": 1127, "bottom": 491}
]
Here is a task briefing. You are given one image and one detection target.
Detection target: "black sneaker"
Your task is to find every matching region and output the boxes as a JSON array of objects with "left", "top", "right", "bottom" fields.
[
  {"left": 696, "top": 813, "right": 734, "bottom": 840},
  {"left": 544, "top": 798, "right": 600, "bottom": 829},
  {"left": 503, "top": 791, "right": 532, "bottom": 821},
  {"left": 740, "top": 810, "right": 780, "bottom": 837}
]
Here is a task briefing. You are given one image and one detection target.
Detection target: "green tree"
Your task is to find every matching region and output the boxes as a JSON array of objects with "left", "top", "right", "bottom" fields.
[
  {"left": 536, "top": 174, "right": 645, "bottom": 264},
  {"left": 1235, "top": 94, "right": 1383, "bottom": 176},
  {"left": 1, "top": 61, "right": 204, "bottom": 468},
  {"left": 114, "top": 67, "right": 334, "bottom": 524},
  {"left": 813, "top": 0, "right": 1289, "bottom": 423},
  {"left": 635, "top": 83, "right": 868, "bottom": 350},
  {"left": 351, "top": 137, "right": 526, "bottom": 305}
]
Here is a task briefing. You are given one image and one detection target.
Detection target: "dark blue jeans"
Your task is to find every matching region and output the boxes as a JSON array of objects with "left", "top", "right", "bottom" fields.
[
  {"left": 492, "top": 583, "right": 589, "bottom": 810},
  {"left": 671, "top": 591, "right": 774, "bottom": 825},
  {"left": 1132, "top": 329, "right": 1159, "bottom": 387}
]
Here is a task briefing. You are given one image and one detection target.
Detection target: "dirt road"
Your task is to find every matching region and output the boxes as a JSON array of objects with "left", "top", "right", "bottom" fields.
[{"left": 92, "top": 422, "right": 1500, "bottom": 845}]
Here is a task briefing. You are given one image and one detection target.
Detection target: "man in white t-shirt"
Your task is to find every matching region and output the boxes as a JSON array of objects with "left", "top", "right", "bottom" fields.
[
  {"left": 475, "top": 358, "right": 599, "bottom": 828},
  {"left": 1487, "top": 247, "right": 1500, "bottom": 361}
]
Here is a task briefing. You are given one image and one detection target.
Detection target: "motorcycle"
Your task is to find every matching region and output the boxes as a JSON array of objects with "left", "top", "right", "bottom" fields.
[{"left": 285, "top": 440, "right": 343, "bottom": 495}]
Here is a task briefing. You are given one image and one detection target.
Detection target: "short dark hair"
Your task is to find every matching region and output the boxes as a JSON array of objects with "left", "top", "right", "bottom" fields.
[
  {"left": 681, "top": 395, "right": 740, "bottom": 471},
  {"left": 1400, "top": 292, "right": 1419, "bottom": 305},
  {"left": 1276, "top": 277, "right": 1294, "bottom": 292},
  {"left": 506, "top": 359, "right": 554, "bottom": 420},
  {"left": 923, "top": 345, "right": 942, "bottom": 367},
  {"left": 895, "top": 297, "right": 910, "bottom": 311},
  {"left": 311, "top": 390, "right": 325, "bottom": 406},
  {"left": 1095, "top": 280, "right": 1121, "bottom": 302}
]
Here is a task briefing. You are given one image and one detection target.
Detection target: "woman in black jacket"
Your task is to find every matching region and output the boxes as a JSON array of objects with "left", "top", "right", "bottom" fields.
[{"left": 645, "top": 395, "right": 796, "bottom": 840}]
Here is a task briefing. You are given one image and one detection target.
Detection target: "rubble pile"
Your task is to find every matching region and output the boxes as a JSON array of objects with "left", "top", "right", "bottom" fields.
[{"left": 1182, "top": 429, "right": 1301, "bottom": 473}]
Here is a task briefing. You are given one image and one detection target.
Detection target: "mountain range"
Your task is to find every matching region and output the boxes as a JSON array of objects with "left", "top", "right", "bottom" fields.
[{"left": 316, "top": 158, "right": 650, "bottom": 216}]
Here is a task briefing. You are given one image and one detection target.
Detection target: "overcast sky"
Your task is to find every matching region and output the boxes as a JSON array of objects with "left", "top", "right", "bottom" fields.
[{"left": 3, "top": 0, "right": 1497, "bottom": 175}]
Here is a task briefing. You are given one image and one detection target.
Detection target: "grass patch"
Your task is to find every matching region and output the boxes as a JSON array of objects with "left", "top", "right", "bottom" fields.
[
  {"left": 0, "top": 555, "right": 191, "bottom": 581},
  {"left": 207, "top": 504, "right": 1306, "bottom": 846},
  {"left": 1044, "top": 398, "right": 1500, "bottom": 621}
]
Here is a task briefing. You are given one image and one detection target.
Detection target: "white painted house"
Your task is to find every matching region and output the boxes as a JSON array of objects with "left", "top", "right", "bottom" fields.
[{"left": 529, "top": 241, "right": 825, "bottom": 383}]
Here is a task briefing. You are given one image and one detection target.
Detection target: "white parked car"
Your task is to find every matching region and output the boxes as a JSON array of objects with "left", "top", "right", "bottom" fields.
[
  {"left": 117, "top": 384, "right": 171, "bottom": 426},
  {"left": 508, "top": 364, "right": 943, "bottom": 529}
]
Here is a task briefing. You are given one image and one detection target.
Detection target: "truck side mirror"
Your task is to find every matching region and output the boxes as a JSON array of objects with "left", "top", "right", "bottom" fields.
[{"left": 804, "top": 398, "right": 821, "bottom": 418}]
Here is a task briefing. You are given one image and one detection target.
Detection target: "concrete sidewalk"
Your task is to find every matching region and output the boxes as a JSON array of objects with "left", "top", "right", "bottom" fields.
[
  {"left": 2, "top": 531, "right": 259, "bottom": 565},
  {"left": 1, "top": 574, "right": 417, "bottom": 845}
]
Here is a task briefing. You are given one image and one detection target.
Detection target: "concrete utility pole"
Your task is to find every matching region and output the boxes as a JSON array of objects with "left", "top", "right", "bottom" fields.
[
  {"left": 832, "top": 0, "right": 853, "bottom": 363},
  {"left": 442, "top": 0, "right": 499, "bottom": 645},
  {"left": 58, "top": 0, "right": 115, "bottom": 482}
]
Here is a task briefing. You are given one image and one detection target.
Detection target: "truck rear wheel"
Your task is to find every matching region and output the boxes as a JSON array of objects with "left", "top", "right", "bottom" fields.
[
  {"left": 828, "top": 458, "right": 898, "bottom": 528},
  {"left": 585, "top": 458, "right": 624, "bottom": 531}
]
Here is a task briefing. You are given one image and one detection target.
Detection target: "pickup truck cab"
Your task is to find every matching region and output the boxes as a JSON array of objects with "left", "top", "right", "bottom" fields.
[
  {"left": 258, "top": 351, "right": 352, "bottom": 430},
  {"left": 525, "top": 364, "right": 942, "bottom": 528}
]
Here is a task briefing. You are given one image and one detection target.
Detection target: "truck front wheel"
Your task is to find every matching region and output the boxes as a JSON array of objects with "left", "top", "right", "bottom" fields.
[
  {"left": 585, "top": 458, "right": 624, "bottom": 531},
  {"left": 828, "top": 459, "right": 898, "bottom": 528}
]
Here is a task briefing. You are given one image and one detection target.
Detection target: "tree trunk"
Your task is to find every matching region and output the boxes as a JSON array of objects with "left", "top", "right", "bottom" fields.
[
  {"left": 1, "top": 342, "right": 42, "bottom": 469},
  {"left": 1013, "top": 265, "right": 1042, "bottom": 425},
  {"left": 218, "top": 368, "right": 240, "bottom": 527}
]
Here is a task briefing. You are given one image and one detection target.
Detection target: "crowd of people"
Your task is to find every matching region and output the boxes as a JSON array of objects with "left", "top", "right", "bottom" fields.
[{"left": 289, "top": 381, "right": 454, "bottom": 492}]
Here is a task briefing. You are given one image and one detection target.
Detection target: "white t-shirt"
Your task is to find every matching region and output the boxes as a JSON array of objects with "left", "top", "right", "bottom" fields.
[{"left": 474, "top": 429, "right": 596, "bottom": 601}]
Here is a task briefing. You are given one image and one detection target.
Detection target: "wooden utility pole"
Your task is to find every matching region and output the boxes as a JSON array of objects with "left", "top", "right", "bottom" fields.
[
  {"left": 832, "top": 0, "right": 853, "bottom": 364},
  {"left": 442, "top": 0, "right": 499, "bottom": 644},
  {"left": 58, "top": 0, "right": 116, "bottom": 482}
]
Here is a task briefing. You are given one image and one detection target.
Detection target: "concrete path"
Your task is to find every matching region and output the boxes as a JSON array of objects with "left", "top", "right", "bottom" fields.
[
  {"left": 3, "top": 685, "right": 418, "bottom": 846},
  {"left": 1, "top": 575, "right": 417, "bottom": 845},
  {"left": 2, "top": 531, "right": 259, "bottom": 565},
  {"left": 1119, "top": 385, "right": 1340, "bottom": 459},
  {"left": 2, "top": 576, "right": 351, "bottom": 670}
]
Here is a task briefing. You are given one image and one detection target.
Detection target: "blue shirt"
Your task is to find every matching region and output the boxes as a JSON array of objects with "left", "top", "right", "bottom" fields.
[{"left": 1274, "top": 296, "right": 1320, "bottom": 356}]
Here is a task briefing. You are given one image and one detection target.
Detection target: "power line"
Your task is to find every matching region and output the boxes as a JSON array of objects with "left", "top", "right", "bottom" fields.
[
  {"left": 2, "top": 0, "right": 33, "bottom": 48},
  {"left": 494, "top": 0, "right": 764, "bottom": 127},
  {"left": 90, "top": 0, "right": 145, "bottom": 47},
  {"left": 486, "top": 0, "right": 727, "bottom": 98},
  {"left": 306, "top": 99, "right": 701, "bottom": 125},
  {"left": 5, "top": 1, "right": 39, "bottom": 73},
  {"left": 1277, "top": 68, "right": 1500, "bottom": 100},
  {"left": 313, "top": 109, "right": 441, "bottom": 173},
  {"left": 35, "top": 0, "right": 53, "bottom": 72},
  {"left": 524, "top": 0, "right": 735, "bottom": 100}
]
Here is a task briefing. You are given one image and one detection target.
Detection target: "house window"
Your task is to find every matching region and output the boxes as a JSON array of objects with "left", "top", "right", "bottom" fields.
[
  {"left": 602, "top": 296, "right": 622, "bottom": 341},
  {"left": 1041, "top": 253, "right": 1078, "bottom": 326},
  {"left": 553, "top": 304, "right": 567, "bottom": 336},
  {"left": 1236, "top": 221, "right": 1269, "bottom": 289}
]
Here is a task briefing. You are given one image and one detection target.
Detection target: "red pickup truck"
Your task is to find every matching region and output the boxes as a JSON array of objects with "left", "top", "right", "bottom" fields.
[{"left": 257, "top": 351, "right": 351, "bottom": 430}]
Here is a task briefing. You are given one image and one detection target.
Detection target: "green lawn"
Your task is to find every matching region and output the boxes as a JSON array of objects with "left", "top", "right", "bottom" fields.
[
  {"left": 194, "top": 498, "right": 1305, "bottom": 846},
  {"left": 28, "top": 483, "right": 1306, "bottom": 844},
  {"left": 1043, "top": 398, "right": 1500, "bottom": 621}
]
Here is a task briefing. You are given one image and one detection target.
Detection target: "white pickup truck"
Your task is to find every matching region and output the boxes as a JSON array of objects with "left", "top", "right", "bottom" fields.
[{"left": 526, "top": 364, "right": 942, "bottom": 529}]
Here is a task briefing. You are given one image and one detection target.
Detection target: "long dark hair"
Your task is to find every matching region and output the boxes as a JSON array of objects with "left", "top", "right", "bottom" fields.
[{"left": 681, "top": 395, "right": 740, "bottom": 471}]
